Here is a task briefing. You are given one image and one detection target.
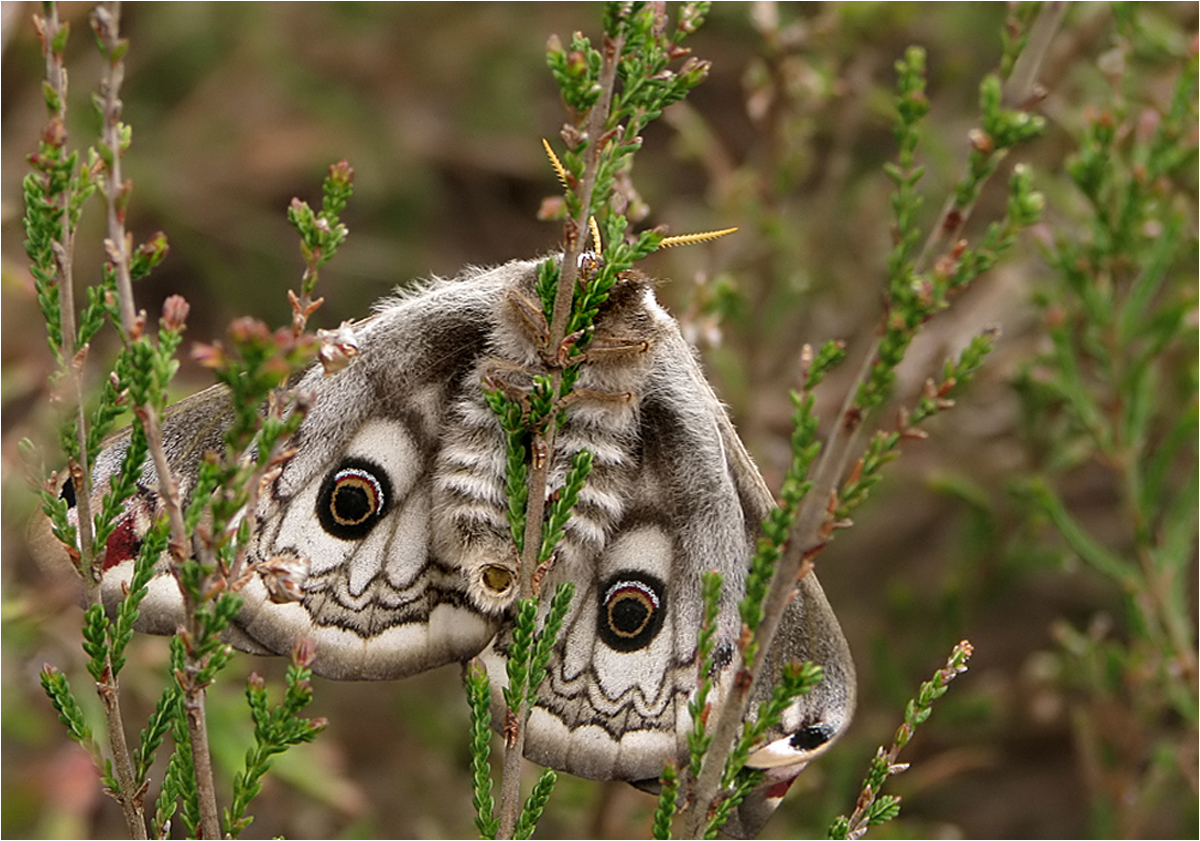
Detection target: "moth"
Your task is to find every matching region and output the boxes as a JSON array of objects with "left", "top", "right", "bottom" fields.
[{"left": 51, "top": 257, "right": 855, "bottom": 837}]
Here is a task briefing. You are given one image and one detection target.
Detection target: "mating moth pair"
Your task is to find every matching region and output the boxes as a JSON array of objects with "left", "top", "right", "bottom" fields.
[{"left": 49, "top": 256, "right": 855, "bottom": 837}]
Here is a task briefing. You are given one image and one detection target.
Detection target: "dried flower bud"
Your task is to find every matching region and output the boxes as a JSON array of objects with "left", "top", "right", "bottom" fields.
[
  {"left": 942, "top": 209, "right": 963, "bottom": 234},
  {"left": 259, "top": 550, "right": 309, "bottom": 604},
  {"left": 560, "top": 123, "right": 585, "bottom": 148},
  {"left": 43, "top": 117, "right": 67, "bottom": 148},
  {"left": 504, "top": 709, "right": 520, "bottom": 748},
  {"left": 968, "top": 128, "right": 993, "bottom": 154},
  {"left": 530, "top": 552, "right": 555, "bottom": 596},
  {"left": 317, "top": 321, "right": 360, "bottom": 375}
]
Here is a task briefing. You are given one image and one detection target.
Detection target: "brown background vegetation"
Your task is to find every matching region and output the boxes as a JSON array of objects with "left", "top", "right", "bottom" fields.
[{"left": 2, "top": 3, "right": 1195, "bottom": 838}]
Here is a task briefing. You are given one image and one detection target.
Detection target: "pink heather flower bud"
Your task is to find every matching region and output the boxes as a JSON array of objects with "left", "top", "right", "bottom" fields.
[
  {"left": 293, "top": 637, "right": 317, "bottom": 669},
  {"left": 329, "top": 159, "right": 354, "bottom": 185},
  {"left": 191, "top": 342, "right": 225, "bottom": 369},
  {"left": 229, "top": 316, "right": 270, "bottom": 345},
  {"left": 161, "top": 295, "right": 189, "bottom": 332}
]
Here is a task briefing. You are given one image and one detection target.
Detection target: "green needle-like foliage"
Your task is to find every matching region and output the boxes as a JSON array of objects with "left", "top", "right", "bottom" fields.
[
  {"left": 225, "top": 645, "right": 327, "bottom": 838},
  {"left": 467, "top": 661, "right": 500, "bottom": 839}
]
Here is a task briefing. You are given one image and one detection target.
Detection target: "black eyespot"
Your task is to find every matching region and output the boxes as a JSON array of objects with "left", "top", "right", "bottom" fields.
[
  {"left": 790, "top": 723, "right": 836, "bottom": 752},
  {"left": 597, "top": 573, "right": 666, "bottom": 652},
  {"left": 60, "top": 477, "right": 77, "bottom": 508},
  {"left": 317, "top": 459, "right": 391, "bottom": 540}
]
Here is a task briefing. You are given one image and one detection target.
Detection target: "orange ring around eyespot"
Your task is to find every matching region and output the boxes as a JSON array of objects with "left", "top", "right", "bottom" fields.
[
  {"left": 329, "top": 469, "right": 383, "bottom": 526},
  {"left": 605, "top": 580, "right": 659, "bottom": 638},
  {"left": 316, "top": 459, "right": 392, "bottom": 541}
]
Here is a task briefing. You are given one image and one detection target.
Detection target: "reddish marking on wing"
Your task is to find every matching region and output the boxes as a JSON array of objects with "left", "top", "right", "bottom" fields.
[
  {"left": 103, "top": 517, "right": 141, "bottom": 570},
  {"left": 765, "top": 776, "right": 797, "bottom": 800}
]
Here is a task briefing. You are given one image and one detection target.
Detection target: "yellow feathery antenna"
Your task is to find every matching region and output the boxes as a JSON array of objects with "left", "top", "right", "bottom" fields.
[
  {"left": 660, "top": 226, "right": 739, "bottom": 248},
  {"left": 541, "top": 139, "right": 737, "bottom": 252},
  {"left": 588, "top": 217, "right": 603, "bottom": 253},
  {"left": 542, "top": 138, "right": 570, "bottom": 192}
]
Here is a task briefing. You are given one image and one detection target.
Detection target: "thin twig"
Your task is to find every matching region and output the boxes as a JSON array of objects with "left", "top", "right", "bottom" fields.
[
  {"left": 841, "top": 641, "right": 973, "bottom": 839},
  {"left": 495, "top": 28, "right": 628, "bottom": 841},
  {"left": 37, "top": 3, "right": 148, "bottom": 835},
  {"left": 39, "top": 4, "right": 97, "bottom": 583},
  {"left": 92, "top": 2, "right": 219, "bottom": 836},
  {"left": 1002, "top": 1, "right": 1068, "bottom": 108}
]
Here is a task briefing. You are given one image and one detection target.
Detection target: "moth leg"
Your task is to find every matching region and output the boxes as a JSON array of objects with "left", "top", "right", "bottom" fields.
[
  {"left": 505, "top": 287, "right": 552, "bottom": 352},
  {"left": 506, "top": 287, "right": 615, "bottom": 369},
  {"left": 480, "top": 359, "right": 536, "bottom": 409},
  {"left": 576, "top": 335, "right": 651, "bottom": 365},
  {"left": 556, "top": 386, "right": 634, "bottom": 407}
]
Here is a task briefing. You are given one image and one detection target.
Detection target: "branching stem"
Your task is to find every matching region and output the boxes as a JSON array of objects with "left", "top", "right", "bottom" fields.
[
  {"left": 685, "top": 7, "right": 1062, "bottom": 834},
  {"left": 92, "top": 2, "right": 218, "bottom": 836},
  {"left": 496, "top": 28, "right": 628, "bottom": 841}
]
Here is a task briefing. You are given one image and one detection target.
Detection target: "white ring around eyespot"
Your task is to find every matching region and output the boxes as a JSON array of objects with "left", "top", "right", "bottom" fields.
[
  {"left": 331, "top": 467, "right": 385, "bottom": 522},
  {"left": 603, "top": 579, "right": 660, "bottom": 610}
]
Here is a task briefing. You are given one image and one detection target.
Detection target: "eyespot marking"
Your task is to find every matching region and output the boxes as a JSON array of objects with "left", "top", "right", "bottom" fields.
[
  {"left": 790, "top": 723, "right": 836, "bottom": 752},
  {"left": 480, "top": 563, "right": 515, "bottom": 596},
  {"left": 598, "top": 573, "right": 666, "bottom": 652},
  {"left": 317, "top": 459, "right": 391, "bottom": 540},
  {"left": 60, "top": 477, "right": 77, "bottom": 508}
]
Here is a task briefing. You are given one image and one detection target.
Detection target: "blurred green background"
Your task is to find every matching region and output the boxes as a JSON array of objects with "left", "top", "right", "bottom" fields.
[{"left": 2, "top": 3, "right": 1196, "bottom": 838}]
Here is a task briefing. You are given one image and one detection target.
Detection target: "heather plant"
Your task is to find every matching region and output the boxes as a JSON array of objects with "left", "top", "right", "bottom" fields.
[
  {"left": 1011, "top": 8, "right": 1198, "bottom": 835},
  {"left": 24, "top": 4, "right": 336, "bottom": 837},
  {"left": 6, "top": 3, "right": 1197, "bottom": 840},
  {"left": 476, "top": 3, "right": 1052, "bottom": 838}
]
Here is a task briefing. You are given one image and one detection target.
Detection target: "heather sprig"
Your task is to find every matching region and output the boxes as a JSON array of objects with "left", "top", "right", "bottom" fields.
[
  {"left": 1008, "top": 15, "right": 1197, "bottom": 832},
  {"left": 26, "top": 5, "right": 348, "bottom": 836},
  {"left": 224, "top": 642, "right": 328, "bottom": 838},
  {"left": 486, "top": 6, "right": 715, "bottom": 836},
  {"left": 682, "top": 6, "right": 1054, "bottom": 833},
  {"left": 467, "top": 660, "right": 500, "bottom": 839},
  {"left": 828, "top": 642, "right": 973, "bottom": 840}
]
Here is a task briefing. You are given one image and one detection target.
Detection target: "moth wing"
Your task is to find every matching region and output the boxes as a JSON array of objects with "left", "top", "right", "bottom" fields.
[
  {"left": 34, "top": 386, "right": 244, "bottom": 641},
  {"left": 236, "top": 271, "right": 515, "bottom": 679},
  {"left": 482, "top": 281, "right": 855, "bottom": 798},
  {"left": 67, "top": 265, "right": 544, "bottom": 680}
]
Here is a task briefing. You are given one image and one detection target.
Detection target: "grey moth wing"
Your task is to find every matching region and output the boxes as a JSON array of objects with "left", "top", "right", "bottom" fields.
[
  {"left": 59, "top": 267, "right": 531, "bottom": 678},
  {"left": 471, "top": 261, "right": 855, "bottom": 834}
]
